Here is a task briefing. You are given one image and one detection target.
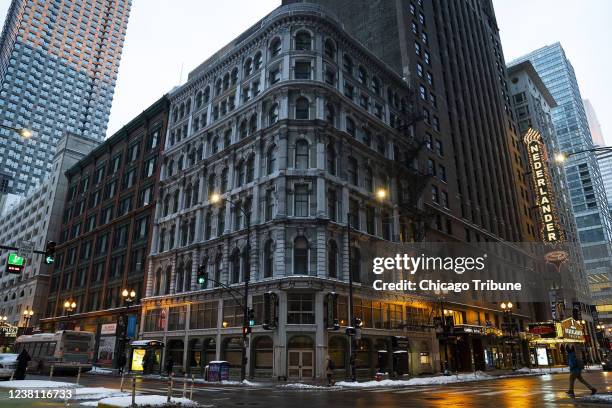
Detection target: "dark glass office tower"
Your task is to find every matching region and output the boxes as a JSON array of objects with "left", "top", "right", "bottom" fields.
[{"left": 0, "top": 0, "right": 132, "bottom": 197}]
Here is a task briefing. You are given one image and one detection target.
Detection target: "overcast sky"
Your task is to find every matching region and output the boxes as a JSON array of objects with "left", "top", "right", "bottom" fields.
[{"left": 0, "top": 1, "right": 610, "bottom": 145}]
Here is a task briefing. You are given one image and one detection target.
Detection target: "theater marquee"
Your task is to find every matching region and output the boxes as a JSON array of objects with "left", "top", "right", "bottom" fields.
[{"left": 524, "top": 128, "right": 564, "bottom": 243}]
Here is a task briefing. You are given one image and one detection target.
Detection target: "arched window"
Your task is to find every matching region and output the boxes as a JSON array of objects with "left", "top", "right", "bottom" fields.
[
  {"left": 263, "top": 240, "right": 274, "bottom": 278},
  {"left": 172, "top": 190, "right": 179, "bottom": 213},
  {"left": 346, "top": 117, "right": 356, "bottom": 137},
  {"left": 203, "top": 86, "right": 210, "bottom": 103},
  {"left": 193, "top": 181, "right": 199, "bottom": 204},
  {"left": 372, "top": 76, "right": 381, "bottom": 95},
  {"left": 207, "top": 173, "right": 216, "bottom": 197},
  {"left": 159, "top": 228, "right": 166, "bottom": 252},
  {"left": 295, "top": 140, "right": 309, "bottom": 169},
  {"left": 167, "top": 159, "right": 174, "bottom": 178},
  {"left": 326, "top": 144, "right": 336, "bottom": 175},
  {"left": 176, "top": 262, "right": 184, "bottom": 293},
  {"left": 211, "top": 137, "right": 219, "bottom": 154},
  {"left": 363, "top": 129, "right": 372, "bottom": 147},
  {"left": 231, "top": 249, "right": 241, "bottom": 284},
  {"left": 246, "top": 155, "right": 255, "bottom": 183},
  {"left": 236, "top": 160, "right": 245, "bottom": 187},
  {"left": 185, "top": 184, "right": 192, "bottom": 208},
  {"left": 350, "top": 246, "right": 361, "bottom": 283},
  {"left": 215, "top": 255, "right": 222, "bottom": 287},
  {"left": 244, "top": 58, "right": 253, "bottom": 76},
  {"left": 154, "top": 268, "right": 162, "bottom": 295},
  {"left": 270, "top": 37, "right": 281, "bottom": 57},
  {"left": 239, "top": 120, "right": 248, "bottom": 139},
  {"left": 293, "top": 236, "right": 308, "bottom": 275},
  {"left": 295, "top": 97, "right": 309, "bottom": 120},
  {"left": 295, "top": 31, "right": 312, "bottom": 50},
  {"left": 358, "top": 66, "right": 368, "bottom": 85},
  {"left": 364, "top": 165, "right": 373, "bottom": 192},
  {"left": 254, "top": 52, "right": 263, "bottom": 70},
  {"left": 222, "top": 73, "right": 230, "bottom": 90},
  {"left": 266, "top": 145, "right": 277, "bottom": 175},
  {"left": 347, "top": 157, "right": 358, "bottom": 185},
  {"left": 184, "top": 260, "right": 192, "bottom": 292},
  {"left": 164, "top": 266, "right": 172, "bottom": 294},
  {"left": 163, "top": 195, "right": 170, "bottom": 217},
  {"left": 196, "top": 91, "right": 203, "bottom": 108},
  {"left": 231, "top": 68, "right": 238, "bottom": 85},
  {"left": 328, "top": 240, "right": 338, "bottom": 278},
  {"left": 268, "top": 103, "right": 279, "bottom": 125},
  {"left": 215, "top": 78, "right": 222, "bottom": 95},
  {"left": 249, "top": 114, "right": 257, "bottom": 134},
  {"left": 177, "top": 155, "right": 184, "bottom": 171},
  {"left": 205, "top": 212, "right": 212, "bottom": 240},
  {"left": 220, "top": 167, "right": 228, "bottom": 193},
  {"left": 325, "top": 104, "right": 335, "bottom": 125},
  {"left": 185, "top": 99, "right": 191, "bottom": 115},
  {"left": 172, "top": 108, "right": 179, "bottom": 123},
  {"left": 179, "top": 103, "right": 185, "bottom": 119},
  {"left": 324, "top": 38, "right": 336, "bottom": 59},
  {"left": 343, "top": 54, "right": 353, "bottom": 74}
]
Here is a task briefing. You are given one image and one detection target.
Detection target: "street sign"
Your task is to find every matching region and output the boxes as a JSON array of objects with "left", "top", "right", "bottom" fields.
[
  {"left": 6, "top": 253, "right": 25, "bottom": 274},
  {"left": 17, "top": 239, "right": 34, "bottom": 258}
]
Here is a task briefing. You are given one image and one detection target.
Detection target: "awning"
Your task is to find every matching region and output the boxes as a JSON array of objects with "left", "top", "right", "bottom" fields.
[{"left": 130, "top": 340, "right": 164, "bottom": 348}]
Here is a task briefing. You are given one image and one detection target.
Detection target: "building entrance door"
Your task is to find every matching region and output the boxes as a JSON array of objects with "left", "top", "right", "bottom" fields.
[{"left": 288, "top": 350, "right": 313, "bottom": 380}]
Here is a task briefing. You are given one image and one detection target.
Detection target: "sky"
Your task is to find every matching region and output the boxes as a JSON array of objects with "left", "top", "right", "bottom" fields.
[{"left": 0, "top": 1, "right": 610, "bottom": 145}]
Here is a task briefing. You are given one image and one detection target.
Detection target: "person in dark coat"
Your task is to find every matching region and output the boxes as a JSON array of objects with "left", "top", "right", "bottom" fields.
[
  {"left": 142, "top": 350, "right": 153, "bottom": 375},
  {"left": 165, "top": 355, "right": 174, "bottom": 376},
  {"left": 325, "top": 355, "right": 335, "bottom": 386},
  {"left": 14, "top": 349, "right": 31, "bottom": 380},
  {"left": 116, "top": 353, "right": 127, "bottom": 375},
  {"left": 566, "top": 345, "right": 596, "bottom": 397}
]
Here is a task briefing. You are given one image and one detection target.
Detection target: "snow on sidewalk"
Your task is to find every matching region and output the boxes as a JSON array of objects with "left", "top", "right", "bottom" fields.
[
  {"left": 91, "top": 395, "right": 199, "bottom": 407},
  {"left": 517, "top": 364, "right": 603, "bottom": 374},
  {"left": 335, "top": 371, "right": 525, "bottom": 388},
  {"left": 0, "top": 380, "right": 75, "bottom": 389},
  {"left": 73, "top": 387, "right": 130, "bottom": 400},
  {"left": 89, "top": 366, "right": 115, "bottom": 375}
]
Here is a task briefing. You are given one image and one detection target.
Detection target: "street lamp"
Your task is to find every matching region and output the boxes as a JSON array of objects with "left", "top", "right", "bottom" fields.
[
  {"left": 501, "top": 302, "right": 515, "bottom": 370},
  {"left": 117, "top": 289, "right": 137, "bottom": 369},
  {"left": 22, "top": 309, "right": 34, "bottom": 328},
  {"left": 63, "top": 300, "right": 76, "bottom": 330},
  {"left": 210, "top": 192, "right": 251, "bottom": 382},
  {"left": 554, "top": 146, "right": 612, "bottom": 163},
  {"left": 0, "top": 316, "right": 7, "bottom": 325},
  {"left": 0, "top": 124, "right": 33, "bottom": 139}
]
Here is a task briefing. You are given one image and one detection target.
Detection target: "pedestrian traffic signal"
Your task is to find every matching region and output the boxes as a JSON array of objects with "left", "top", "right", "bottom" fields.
[
  {"left": 197, "top": 264, "right": 207, "bottom": 288},
  {"left": 247, "top": 307, "right": 256, "bottom": 327},
  {"left": 44, "top": 241, "right": 56, "bottom": 265}
]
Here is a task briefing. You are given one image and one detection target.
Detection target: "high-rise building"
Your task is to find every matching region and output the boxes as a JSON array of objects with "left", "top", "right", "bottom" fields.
[
  {"left": 39, "top": 96, "right": 169, "bottom": 368},
  {"left": 510, "top": 43, "right": 612, "bottom": 310},
  {"left": 599, "top": 155, "right": 612, "bottom": 210},
  {"left": 0, "top": 132, "right": 99, "bottom": 332},
  {"left": 0, "top": 0, "right": 132, "bottom": 199},
  {"left": 584, "top": 99, "right": 605, "bottom": 147}
]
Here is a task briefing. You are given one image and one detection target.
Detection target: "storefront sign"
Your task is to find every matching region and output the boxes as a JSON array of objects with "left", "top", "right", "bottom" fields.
[
  {"left": 484, "top": 327, "right": 503, "bottom": 337},
  {"left": 97, "top": 336, "right": 116, "bottom": 365},
  {"left": 524, "top": 129, "right": 563, "bottom": 242},
  {"left": 556, "top": 318, "right": 583, "bottom": 340},
  {"left": 101, "top": 323, "right": 117, "bottom": 335},
  {"left": 131, "top": 348, "right": 145, "bottom": 371},
  {"left": 453, "top": 324, "right": 484, "bottom": 335},
  {"left": 528, "top": 322, "right": 556, "bottom": 338},
  {"left": 0, "top": 325, "right": 17, "bottom": 337}
]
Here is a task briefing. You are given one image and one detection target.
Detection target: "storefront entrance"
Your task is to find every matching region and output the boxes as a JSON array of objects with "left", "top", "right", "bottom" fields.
[{"left": 288, "top": 350, "right": 313, "bottom": 380}]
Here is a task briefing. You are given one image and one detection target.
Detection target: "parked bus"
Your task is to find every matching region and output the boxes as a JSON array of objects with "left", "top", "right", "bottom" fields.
[{"left": 13, "top": 330, "right": 94, "bottom": 374}]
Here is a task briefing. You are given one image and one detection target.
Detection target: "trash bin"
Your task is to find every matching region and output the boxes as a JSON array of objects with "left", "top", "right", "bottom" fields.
[{"left": 205, "top": 361, "right": 230, "bottom": 382}]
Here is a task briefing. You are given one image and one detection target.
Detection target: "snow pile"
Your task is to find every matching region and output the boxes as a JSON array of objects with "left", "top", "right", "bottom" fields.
[
  {"left": 579, "top": 393, "right": 612, "bottom": 403},
  {"left": 89, "top": 366, "right": 115, "bottom": 375},
  {"left": 0, "top": 380, "right": 75, "bottom": 389},
  {"left": 517, "top": 365, "right": 603, "bottom": 374},
  {"left": 73, "top": 387, "right": 130, "bottom": 400},
  {"left": 93, "top": 395, "right": 198, "bottom": 407},
  {"left": 280, "top": 383, "right": 340, "bottom": 390},
  {"left": 337, "top": 371, "right": 493, "bottom": 388}
]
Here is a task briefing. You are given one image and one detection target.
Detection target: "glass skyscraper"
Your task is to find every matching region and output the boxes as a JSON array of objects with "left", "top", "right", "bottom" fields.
[
  {"left": 0, "top": 0, "right": 132, "bottom": 197},
  {"left": 511, "top": 43, "right": 612, "bottom": 308}
]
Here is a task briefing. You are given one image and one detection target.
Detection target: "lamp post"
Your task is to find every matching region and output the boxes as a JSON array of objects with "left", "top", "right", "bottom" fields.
[
  {"left": 210, "top": 192, "right": 251, "bottom": 382},
  {"left": 501, "top": 302, "right": 515, "bottom": 370},
  {"left": 64, "top": 300, "right": 76, "bottom": 330},
  {"left": 0, "top": 316, "right": 7, "bottom": 325},
  {"left": 433, "top": 289, "right": 450, "bottom": 374},
  {"left": 0, "top": 124, "right": 32, "bottom": 139},
  {"left": 554, "top": 146, "right": 612, "bottom": 163},
  {"left": 22, "top": 309, "right": 34, "bottom": 328},
  {"left": 347, "top": 188, "right": 388, "bottom": 381},
  {"left": 119, "top": 289, "right": 136, "bottom": 365}
]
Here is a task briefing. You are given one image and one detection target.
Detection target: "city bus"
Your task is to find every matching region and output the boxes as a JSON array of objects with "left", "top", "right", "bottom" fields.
[{"left": 13, "top": 330, "right": 94, "bottom": 374}]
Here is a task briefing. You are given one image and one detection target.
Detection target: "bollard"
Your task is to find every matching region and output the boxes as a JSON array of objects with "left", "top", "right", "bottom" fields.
[
  {"left": 76, "top": 365, "right": 82, "bottom": 385},
  {"left": 49, "top": 364, "right": 54, "bottom": 379},
  {"left": 131, "top": 377, "right": 136, "bottom": 408},
  {"left": 166, "top": 373, "right": 173, "bottom": 403},
  {"left": 182, "top": 373, "right": 187, "bottom": 398},
  {"left": 189, "top": 375, "right": 194, "bottom": 400},
  {"left": 120, "top": 371, "right": 125, "bottom": 392}
]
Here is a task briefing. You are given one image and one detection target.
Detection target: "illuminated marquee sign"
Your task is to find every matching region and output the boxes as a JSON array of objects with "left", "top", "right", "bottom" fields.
[{"left": 523, "top": 129, "right": 564, "bottom": 243}]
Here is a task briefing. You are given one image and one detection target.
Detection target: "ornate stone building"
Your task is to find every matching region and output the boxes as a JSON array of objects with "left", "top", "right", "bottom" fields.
[{"left": 140, "top": 4, "right": 439, "bottom": 380}]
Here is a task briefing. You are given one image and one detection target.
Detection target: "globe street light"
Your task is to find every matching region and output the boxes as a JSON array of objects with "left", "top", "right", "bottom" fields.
[
  {"left": 501, "top": 302, "right": 515, "bottom": 369},
  {"left": 22, "top": 309, "right": 34, "bottom": 328}
]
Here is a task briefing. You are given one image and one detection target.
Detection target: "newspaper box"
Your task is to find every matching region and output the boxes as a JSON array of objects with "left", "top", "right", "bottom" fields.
[{"left": 205, "top": 360, "right": 230, "bottom": 381}]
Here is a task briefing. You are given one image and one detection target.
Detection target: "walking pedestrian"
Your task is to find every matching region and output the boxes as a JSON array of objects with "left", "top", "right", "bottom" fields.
[
  {"left": 566, "top": 345, "right": 596, "bottom": 398},
  {"left": 14, "top": 349, "right": 31, "bottom": 380},
  {"left": 117, "top": 352, "right": 127, "bottom": 375},
  {"left": 165, "top": 354, "right": 174, "bottom": 376},
  {"left": 325, "top": 355, "right": 335, "bottom": 386}
]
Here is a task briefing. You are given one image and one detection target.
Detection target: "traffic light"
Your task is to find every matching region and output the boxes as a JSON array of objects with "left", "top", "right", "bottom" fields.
[
  {"left": 197, "top": 264, "right": 207, "bottom": 288},
  {"left": 247, "top": 307, "right": 255, "bottom": 327},
  {"left": 44, "top": 241, "right": 56, "bottom": 265}
]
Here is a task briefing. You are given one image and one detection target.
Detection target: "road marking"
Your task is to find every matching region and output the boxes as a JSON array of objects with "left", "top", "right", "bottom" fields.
[{"left": 477, "top": 390, "right": 509, "bottom": 396}]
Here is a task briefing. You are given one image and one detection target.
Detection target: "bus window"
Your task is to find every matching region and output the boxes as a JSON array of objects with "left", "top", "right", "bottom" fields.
[
  {"left": 48, "top": 342, "right": 57, "bottom": 356},
  {"left": 40, "top": 342, "right": 48, "bottom": 358},
  {"left": 32, "top": 342, "right": 41, "bottom": 357}
]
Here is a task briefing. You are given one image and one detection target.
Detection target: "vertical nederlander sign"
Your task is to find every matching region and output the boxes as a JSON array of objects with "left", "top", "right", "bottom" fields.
[{"left": 524, "top": 128, "right": 564, "bottom": 243}]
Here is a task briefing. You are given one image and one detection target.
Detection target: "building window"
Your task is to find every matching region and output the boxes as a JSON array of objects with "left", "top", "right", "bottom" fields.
[
  {"left": 326, "top": 145, "right": 336, "bottom": 175},
  {"left": 268, "top": 103, "right": 279, "bottom": 124},
  {"left": 324, "top": 38, "right": 336, "bottom": 58},
  {"left": 270, "top": 37, "right": 281, "bottom": 57},
  {"left": 263, "top": 240, "right": 274, "bottom": 278},
  {"left": 328, "top": 189, "right": 337, "bottom": 221},
  {"left": 265, "top": 189, "right": 274, "bottom": 221},
  {"left": 230, "top": 249, "right": 241, "bottom": 284},
  {"left": 349, "top": 198, "right": 359, "bottom": 229},
  {"left": 328, "top": 240, "right": 338, "bottom": 278},
  {"left": 347, "top": 157, "right": 358, "bottom": 185},
  {"left": 295, "top": 140, "right": 309, "bottom": 169},
  {"left": 346, "top": 117, "right": 355, "bottom": 137},
  {"left": 350, "top": 247, "right": 361, "bottom": 283},
  {"left": 294, "top": 184, "right": 309, "bottom": 217},
  {"left": 269, "top": 67, "right": 281, "bottom": 84},
  {"left": 295, "top": 97, "right": 309, "bottom": 119},
  {"left": 266, "top": 145, "right": 277, "bottom": 174},
  {"left": 364, "top": 166, "right": 373, "bottom": 191},
  {"left": 287, "top": 293, "right": 315, "bottom": 324},
  {"left": 293, "top": 237, "right": 308, "bottom": 275},
  {"left": 431, "top": 185, "right": 439, "bottom": 203},
  {"left": 295, "top": 31, "right": 311, "bottom": 50},
  {"left": 358, "top": 66, "right": 368, "bottom": 85},
  {"left": 343, "top": 54, "right": 353, "bottom": 74},
  {"left": 294, "top": 61, "right": 311, "bottom": 79}
]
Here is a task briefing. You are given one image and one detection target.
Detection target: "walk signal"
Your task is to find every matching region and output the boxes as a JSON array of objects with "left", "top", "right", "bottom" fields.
[{"left": 44, "top": 241, "right": 56, "bottom": 265}]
